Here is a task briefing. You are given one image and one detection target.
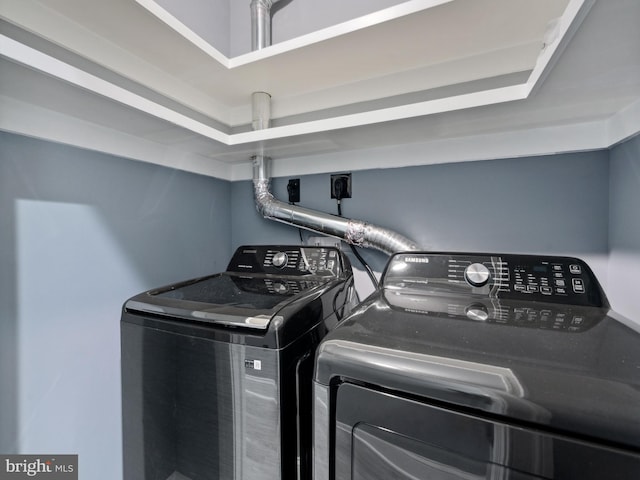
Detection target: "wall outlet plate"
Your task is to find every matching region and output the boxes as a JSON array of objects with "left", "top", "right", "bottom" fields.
[
  {"left": 330, "top": 173, "right": 352, "bottom": 199},
  {"left": 287, "top": 178, "right": 300, "bottom": 203}
]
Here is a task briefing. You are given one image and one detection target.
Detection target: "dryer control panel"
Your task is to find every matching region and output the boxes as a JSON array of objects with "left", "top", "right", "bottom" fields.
[{"left": 383, "top": 253, "right": 607, "bottom": 308}]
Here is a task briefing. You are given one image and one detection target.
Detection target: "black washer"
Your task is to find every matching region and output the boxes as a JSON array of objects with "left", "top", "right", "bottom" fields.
[{"left": 121, "top": 245, "right": 354, "bottom": 480}]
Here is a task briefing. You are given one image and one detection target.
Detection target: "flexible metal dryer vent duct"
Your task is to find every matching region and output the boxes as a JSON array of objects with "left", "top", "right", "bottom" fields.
[
  {"left": 252, "top": 156, "right": 418, "bottom": 255},
  {"left": 249, "top": 1, "right": 419, "bottom": 255}
]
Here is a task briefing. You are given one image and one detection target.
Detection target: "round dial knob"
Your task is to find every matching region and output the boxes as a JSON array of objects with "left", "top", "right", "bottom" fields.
[
  {"left": 464, "top": 263, "right": 491, "bottom": 287},
  {"left": 465, "top": 303, "right": 489, "bottom": 322},
  {"left": 272, "top": 252, "right": 288, "bottom": 268}
]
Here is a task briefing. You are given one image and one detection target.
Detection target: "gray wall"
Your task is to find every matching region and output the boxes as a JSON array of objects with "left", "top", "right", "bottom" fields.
[
  {"left": 0, "top": 132, "right": 231, "bottom": 479},
  {"left": 608, "top": 134, "right": 640, "bottom": 319},
  {"left": 232, "top": 151, "right": 610, "bottom": 298}
]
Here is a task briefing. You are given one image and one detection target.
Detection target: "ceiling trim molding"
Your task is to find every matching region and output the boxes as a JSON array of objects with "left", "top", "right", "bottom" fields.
[
  {"left": 231, "top": 120, "right": 610, "bottom": 180},
  {"left": 0, "top": 34, "right": 231, "bottom": 145},
  {"left": 0, "top": 95, "right": 232, "bottom": 179},
  {"left": 606, "top": 98, "right": 640, "bottom": 147},
  {"left": 2, "top": 0, "right": 637, "bottom": 181},
  {"left": 2, "top": 91, "right": 637, "bottom": 183},
  {"left": 1, "top": 0, "right": 591, "bottom": 146}
]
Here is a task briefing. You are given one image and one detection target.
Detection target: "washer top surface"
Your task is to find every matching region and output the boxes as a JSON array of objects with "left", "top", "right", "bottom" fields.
[
  {"left": 315, "top": 252, "right": 640, "bottom": 452},
  {"left": 124, "top": 245, "right": 352, "bottom": 332}
]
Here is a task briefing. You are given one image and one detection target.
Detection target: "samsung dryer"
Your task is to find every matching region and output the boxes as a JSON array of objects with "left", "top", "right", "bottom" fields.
[
  {"left": 314, "top": 252, "right": 640, "bottom": 480},
  {"left": 121, "top": 245, "right": 354, "bottom": 480}
]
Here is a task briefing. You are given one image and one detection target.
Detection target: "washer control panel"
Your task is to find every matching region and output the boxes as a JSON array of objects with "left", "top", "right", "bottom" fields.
[
  {"left": 227, "top": 245, "right": 348, "bottom": 278},
  {"left": 383, "top": 252, "right": 607, "bottom": 308}
]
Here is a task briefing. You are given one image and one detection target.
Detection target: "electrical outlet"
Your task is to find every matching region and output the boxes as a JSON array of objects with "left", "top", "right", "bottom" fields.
[
  {"left": 287, "top": 178, "right": 300, "bottom": 203},
  {"left": 330, "top": 173, "right": 352, "bottom": 199}
]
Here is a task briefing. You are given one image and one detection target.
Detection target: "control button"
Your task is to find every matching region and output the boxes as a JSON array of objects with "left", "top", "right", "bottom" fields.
[
  {"left": 570, "top": 264, "right": 582, "bottom": 274},
  {"left": 554, "top": 279, "right": 566, "bottom": 287},
  {"left": 572, "top": 316, "right": 584, "bottom": 325},
  {"left": 541, "top": 286, "right": 553, "bottom": 295},
  {"left": 527, "top": 285, "right": 539, "bottom": 293},
  {"left": 572, "top": 278, "right": 585, "bottom": 293},
  {"left": 514, "top": 284, "right": 526, "bottom": 292},
  {"left": 272, "top": 252, "right": 288, "bottom": 268},
  {"left": 465, "top": 304, "right": 489, "bottom": 322},
  {"left": 552, "top": 265, "right": 563, "bottom": 271},
  {"left": 554, "top": 272, "right": 564, "bottom": 278},
  {"left": 556, "top": 287, "right": 567, "bottom": 295},
  {"left": 464, "top": 263, "right": 491, "bottom": 287}
]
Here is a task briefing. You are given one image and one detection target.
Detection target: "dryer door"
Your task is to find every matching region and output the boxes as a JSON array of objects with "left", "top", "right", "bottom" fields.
[{"left": 333, "top": 383, "right": 640, "bottom": 480}]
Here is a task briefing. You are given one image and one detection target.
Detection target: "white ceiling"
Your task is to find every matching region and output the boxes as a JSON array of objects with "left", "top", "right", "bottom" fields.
[{"left": 0, "top": 0, "right": 639, "bottom": 180}]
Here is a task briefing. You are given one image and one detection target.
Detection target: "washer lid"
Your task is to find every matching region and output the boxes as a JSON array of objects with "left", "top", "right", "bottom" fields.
[
  {"left": 124, "top": 244, "right": 353, "bottom": 331},
  {"left": 126, "top": 272, "right": 331, "bottom": 330}
]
